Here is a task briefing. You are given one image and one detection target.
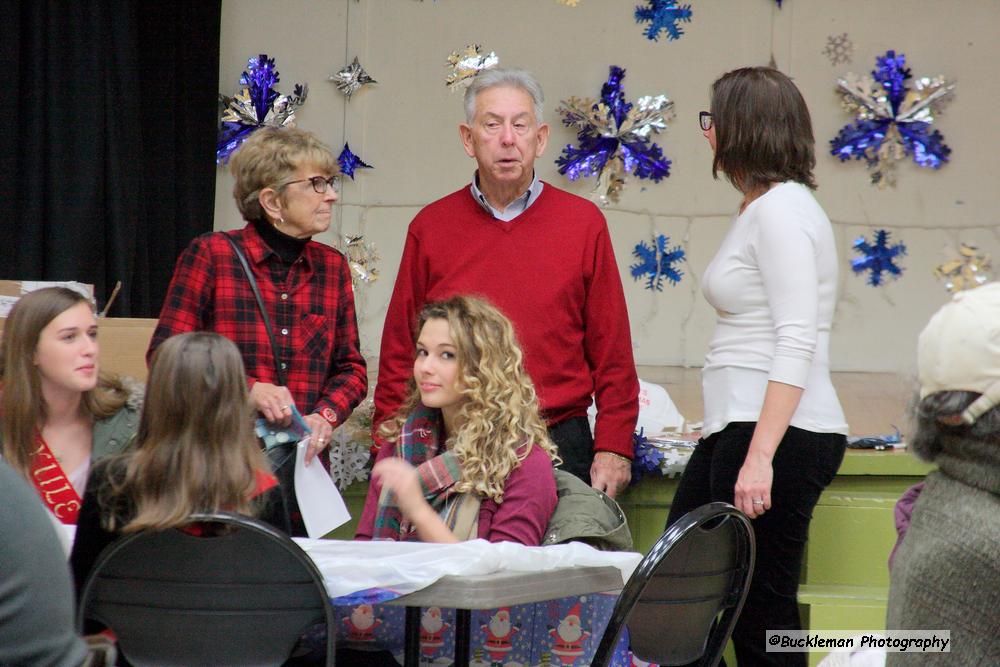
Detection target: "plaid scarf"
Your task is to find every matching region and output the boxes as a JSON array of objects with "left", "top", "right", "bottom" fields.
[{"left": 372, "top": 404, "right": 480, "bottom": 541}]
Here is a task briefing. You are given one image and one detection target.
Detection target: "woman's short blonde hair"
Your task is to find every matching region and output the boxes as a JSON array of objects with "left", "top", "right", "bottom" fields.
[{"left": 229, "top": 126, "right": 338, "bottom": 223}]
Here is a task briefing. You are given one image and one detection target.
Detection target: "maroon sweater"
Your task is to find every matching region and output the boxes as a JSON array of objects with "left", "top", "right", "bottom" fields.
[{"left": 355, "top": 444, "right": 558, "bottom": 545}]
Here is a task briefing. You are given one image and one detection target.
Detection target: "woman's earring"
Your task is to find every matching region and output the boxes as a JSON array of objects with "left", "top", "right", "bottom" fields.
[{"left": 276, "top": 217, "right": 284, "bottom": 228}]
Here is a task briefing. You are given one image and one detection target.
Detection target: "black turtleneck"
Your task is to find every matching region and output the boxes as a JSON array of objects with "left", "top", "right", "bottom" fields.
[{"left": 252, "top": 219, "right": 309, "bottom": 279}]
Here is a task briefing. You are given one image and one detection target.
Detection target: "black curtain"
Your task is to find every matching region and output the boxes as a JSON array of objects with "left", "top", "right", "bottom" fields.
[{"left": 0, "top": 0, "right": 221, "bottom": 316}]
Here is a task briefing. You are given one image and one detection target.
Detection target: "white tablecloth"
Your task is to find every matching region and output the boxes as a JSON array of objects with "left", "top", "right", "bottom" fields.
[{"left": 294, "top": 538, "right": 643, "bottom": 599}]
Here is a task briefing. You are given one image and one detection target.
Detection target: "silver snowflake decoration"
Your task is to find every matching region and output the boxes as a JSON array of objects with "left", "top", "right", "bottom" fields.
[
  {"left": 327, "top": 429, "right": 371, "bottom": 491},
  {"left": 823, "top": 33, "right": 854, "bottom": 66},
  {"left": 445, "top": 44, "right": 499, "bottom": 91},
  {"left": 338, "top": 235, "right": 380, "bottom": 287},
  {"left": 330, "top": 56, "right": 376, "bottom": 101}
]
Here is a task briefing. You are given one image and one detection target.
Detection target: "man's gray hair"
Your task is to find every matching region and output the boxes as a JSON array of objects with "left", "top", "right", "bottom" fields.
[{"left": 463, "top": 67, "right": 545, "bottom": 125}]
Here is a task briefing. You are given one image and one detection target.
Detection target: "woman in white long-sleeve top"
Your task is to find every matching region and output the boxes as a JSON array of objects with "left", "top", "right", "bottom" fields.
[{"left": 667, "top": 67, "right": 848, "bottom": 667}]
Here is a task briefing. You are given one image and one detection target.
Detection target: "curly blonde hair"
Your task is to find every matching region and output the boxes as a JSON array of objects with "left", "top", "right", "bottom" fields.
[{"left": 381, "top": 296, "right": 559, "bottom": 502}]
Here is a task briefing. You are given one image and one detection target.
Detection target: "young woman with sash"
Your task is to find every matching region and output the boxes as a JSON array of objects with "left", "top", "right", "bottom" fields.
[
  {"left": 0, "top": 287, "right": 139, "bottom": 525},
  {"left": 357, "top": 295, "right": 560, "bottom": 545},
  {"left": 70, "top": 332, "right": 289, "bottom": 595}
]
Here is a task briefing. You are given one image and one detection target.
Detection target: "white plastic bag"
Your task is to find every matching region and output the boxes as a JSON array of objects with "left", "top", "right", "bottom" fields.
[{"left": 587, "top": 378, "right": 685, "bottom": 436}]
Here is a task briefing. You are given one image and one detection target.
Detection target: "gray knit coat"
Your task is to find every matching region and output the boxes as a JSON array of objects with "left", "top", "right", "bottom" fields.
[{"left": 886, "top": 433, "right": 1000, "bottom": 665}]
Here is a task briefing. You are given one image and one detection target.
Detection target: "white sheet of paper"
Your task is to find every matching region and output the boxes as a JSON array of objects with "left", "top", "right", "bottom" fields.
[{"left": 294, "top": 436, "right": 351, "bottom": 538}]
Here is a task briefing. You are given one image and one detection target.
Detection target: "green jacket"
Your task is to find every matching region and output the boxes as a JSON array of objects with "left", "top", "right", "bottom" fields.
[
  {"left": 541, "top": 469, "right": 634, "bottom": 551},
  {"left": 91, "top": 405, "right": 140, "bottom": 459},
  {"left": 0, "top": 404, "right": 139, "bottom": 462}
]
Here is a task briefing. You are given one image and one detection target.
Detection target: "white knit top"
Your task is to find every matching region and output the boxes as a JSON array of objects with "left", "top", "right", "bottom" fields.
[{"left": 701, "top": 182, "right": 848, "bottom": 438}]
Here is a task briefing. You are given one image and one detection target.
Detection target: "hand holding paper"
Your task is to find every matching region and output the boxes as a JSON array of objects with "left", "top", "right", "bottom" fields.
[{"left": 294, "top": 437, "right": 351, "bottom": 538}]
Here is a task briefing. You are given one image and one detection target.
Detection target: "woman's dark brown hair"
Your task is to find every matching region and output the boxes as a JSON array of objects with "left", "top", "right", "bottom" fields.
[{"left": 710, "top": 66, "right": 817, "bottom": 192}]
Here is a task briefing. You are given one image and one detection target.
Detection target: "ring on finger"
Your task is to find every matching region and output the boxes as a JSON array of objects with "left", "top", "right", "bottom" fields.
[{"left": 281, "top": 405, "right": 292, "bottom": 412}]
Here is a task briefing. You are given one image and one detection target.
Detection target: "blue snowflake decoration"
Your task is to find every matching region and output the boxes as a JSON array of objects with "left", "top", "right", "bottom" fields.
[
  {"left": 634, "top": 0, "right": 693, "bottom": 41},
  {"left": 556, "top": 66, "right": 673, "bottom": 204},
  {"left": 217, "top": 54, "right": 308, "bottom": 164},
  {"left": 338, "top": 143, "right": 373, "bottom": 180},
  {"left": 851, "top": 230, "right": 906, "bottom": 287},
  {"left": 630, "top": 428, "right": 665, "bottom": 486},
  {"left": 631, "top": 235, "right": 685, "bottom": 291},
  {"left": 830, "top": 50, "right": 954, "bottom": 188}
]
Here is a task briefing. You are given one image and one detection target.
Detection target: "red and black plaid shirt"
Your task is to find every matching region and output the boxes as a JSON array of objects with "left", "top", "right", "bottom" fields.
[{"left": 148, "top": 224, "right": 367, "bottom": 425}]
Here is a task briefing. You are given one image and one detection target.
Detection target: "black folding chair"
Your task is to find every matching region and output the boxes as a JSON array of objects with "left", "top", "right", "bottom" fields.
[
  {"left": 77, "top": 511, "right": 335, "bottom": 667},
  {"left": 591, "top": 502, "right": 755, "bottom": 667}
]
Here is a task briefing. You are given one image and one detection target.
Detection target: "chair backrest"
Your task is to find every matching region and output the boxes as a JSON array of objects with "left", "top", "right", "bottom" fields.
[
  {"left": 77, "top": 511, "right": 334, "bottom": 667},
  {"left": 591, "top": 502, "right": 755, "bottom": 667}
]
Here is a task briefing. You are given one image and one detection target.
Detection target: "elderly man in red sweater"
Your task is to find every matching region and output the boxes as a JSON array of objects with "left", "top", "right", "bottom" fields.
[{"left": 356, "top": 67, "right": 639, "bottom": 539}]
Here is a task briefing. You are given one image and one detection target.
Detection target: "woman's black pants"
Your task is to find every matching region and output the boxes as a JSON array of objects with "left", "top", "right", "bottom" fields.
[{"left": 666, "top": 422, "right": 846, "bottom": 666}]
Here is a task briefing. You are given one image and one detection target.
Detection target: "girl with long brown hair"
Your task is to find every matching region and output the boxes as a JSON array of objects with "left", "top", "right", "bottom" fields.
[
  {"left": 0, "top": 287, "right": 138, "bottom": 524},
  {"left": 70, "top": 332, "right": 289, "bottom": 593},
  {"left": 356, "top": 295, "right": 560, "bottom": 545}
]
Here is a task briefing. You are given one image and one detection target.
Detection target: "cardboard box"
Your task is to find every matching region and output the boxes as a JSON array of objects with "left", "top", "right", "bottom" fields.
[{"left": 93, "top": 318, "right": 158, "bottom": 380}]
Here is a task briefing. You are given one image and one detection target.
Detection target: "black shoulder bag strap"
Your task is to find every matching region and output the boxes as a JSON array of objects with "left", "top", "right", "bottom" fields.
[
  {"left": 222, "top": 233, "right": 287, "bottom": 386},
  {"left": 224, "top": 232, "right": 301, "bottom": 535}
]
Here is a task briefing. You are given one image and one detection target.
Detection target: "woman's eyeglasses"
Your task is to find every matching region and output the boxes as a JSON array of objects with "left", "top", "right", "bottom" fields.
[
  {"left": 281, "top": 175, "right": 341, "bottom": 194},
  {"left": 699, "top": 111, "right": 713, "bottom": 132}
]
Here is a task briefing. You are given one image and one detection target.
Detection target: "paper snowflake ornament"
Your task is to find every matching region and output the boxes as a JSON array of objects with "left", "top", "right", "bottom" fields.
[
  {"left": 339, "top": 235, "right": 381, "bottom": 287},
  {"left": 631, "top": 235, "right": 685, "bottom": 291},
  {"left": 634, "top": 0, "right": 693, "bottom": 42},
  {"left": 830, "top": 50, "right": 955, "bottom": 188},
  {"left": 556, "top": 66, "right": 674, "bottom": 205},
  {"left": 934, "top": 243, "right": 992, "bottom": 293},
  {"left": 445, "top": 44, "right": 499, "bottom": 91},
  {"left": 338, "top": 143, "right": 373, "bottom": 179},
  {"left": 851, "top": 230, "right": 906, "bottom": 286},
  {"left": 217, "top": 54, "right": 308, "bottom": 163},
  {"left": 823, "top": 33, "right": 854, "bottom": 66},
  {"left": 330, "top": 56, "right": 376, "bottom": 101},
  {"left": 327, "top": 429, "right": 372, "bottom": 491}
]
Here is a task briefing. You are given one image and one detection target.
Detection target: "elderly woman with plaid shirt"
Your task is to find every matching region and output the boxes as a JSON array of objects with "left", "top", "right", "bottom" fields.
[{"left": 149, "top": 127, "right": 367, "bottom": 500}]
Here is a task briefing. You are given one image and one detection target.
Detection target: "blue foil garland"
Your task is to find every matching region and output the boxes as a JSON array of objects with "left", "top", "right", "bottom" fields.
[
  {"left": 630, "top": 428, "right": 665, "bottom": 486},
  {"left": 851, "top": 229, "right": 906, "bottom": 287}
]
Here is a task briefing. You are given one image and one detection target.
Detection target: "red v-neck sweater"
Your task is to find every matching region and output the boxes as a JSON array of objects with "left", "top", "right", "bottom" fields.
[{"left": 373, "top": 183, "right": 639, "bottom": 456}]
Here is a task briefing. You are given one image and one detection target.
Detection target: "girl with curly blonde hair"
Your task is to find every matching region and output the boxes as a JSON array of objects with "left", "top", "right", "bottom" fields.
[{"left": 361, "top": 295, "right": 560, "bottom": 544}]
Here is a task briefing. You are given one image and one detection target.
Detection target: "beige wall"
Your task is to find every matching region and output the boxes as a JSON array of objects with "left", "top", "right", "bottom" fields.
[{"left": 215, "top": 0, "right": 1000, "bottom": 376}]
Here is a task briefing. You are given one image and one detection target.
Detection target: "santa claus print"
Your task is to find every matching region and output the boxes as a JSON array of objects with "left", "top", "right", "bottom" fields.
[
  {"left": 342, "top": 603, "right": 382, "bottom": 643},
  {"left": 480, "top": 607, "right": 519, "bottom": 664},
  {"left": 548, "top": 602, "right": 591, "bottom": 665},
  {"left": 420, "top": 606, "right": 451, "bottom": 659}
]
